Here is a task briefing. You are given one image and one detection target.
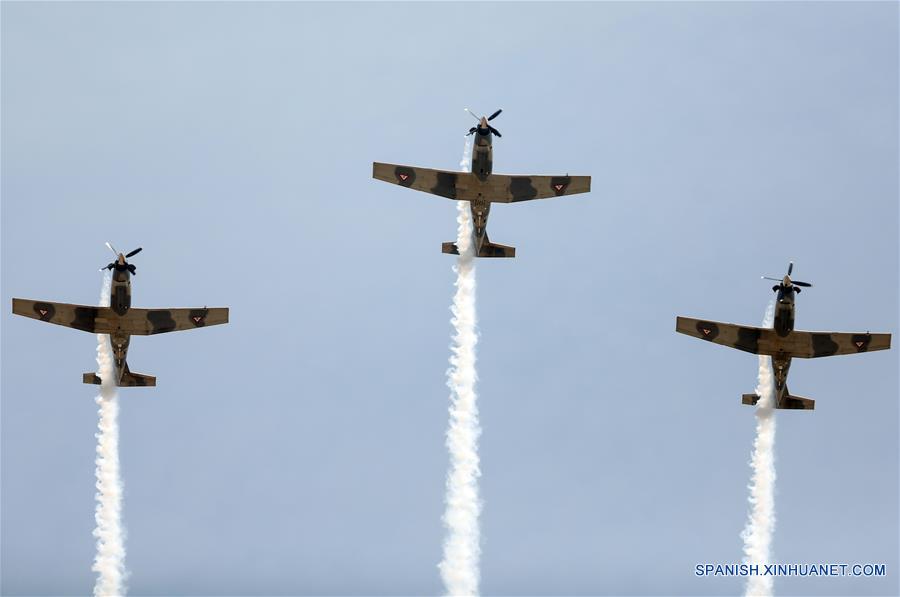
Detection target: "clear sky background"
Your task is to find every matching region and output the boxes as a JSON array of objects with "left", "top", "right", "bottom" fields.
[{"left": 2, "top": 2, "right": 897, "bottom": 596}]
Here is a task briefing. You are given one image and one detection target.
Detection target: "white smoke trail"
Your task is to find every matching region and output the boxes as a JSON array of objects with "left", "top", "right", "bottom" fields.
[
  {"left": 439, "top": 136, "right": 482, "bottom": 596},
  {"left": 741, "top": 301, "right": 776, "bottom": 597},
  {"left": 92, "top": 271, "right": 127, "bottom": 596}
]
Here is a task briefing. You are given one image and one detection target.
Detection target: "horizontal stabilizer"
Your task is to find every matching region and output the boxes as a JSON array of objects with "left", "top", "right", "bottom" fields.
[
  {"left": 781, "top": 393, "right": 815, "bottom": 410},
  {"left": 121, "top": 370, "right": 156, "bottom": 387},
  {"left": 441, "top": 240, "right": 516, "bottom": 258},
  {"left": 83, "top": 368, "right": 156, "bottom": 387},
  {"left": 741, "top": 392, "right": 814, "bottom": 410},
  {"left": 478, "top": 240, "right": 515, "bottom": 258}
]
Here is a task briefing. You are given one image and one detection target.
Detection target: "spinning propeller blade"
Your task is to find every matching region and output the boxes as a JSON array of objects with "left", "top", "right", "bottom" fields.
[
  {"left": 101, "top": 243, "right": 142, "bottom": 273},
  {"left": 464, "top": 108, "right": 502, "bottom": 136},
  {"left": 763, "top": 262, "right": 812, "bottom": 289}
]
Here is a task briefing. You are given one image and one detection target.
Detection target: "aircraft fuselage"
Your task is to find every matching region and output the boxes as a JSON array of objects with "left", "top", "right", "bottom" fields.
[
  {"left": 469, "top": 122, "right": 494, "bottom": 254},
  {"left": 108, "top": 261, "right": 133, "bottom": 384},
  {"left": 771, "top": 284, "right": 798, "bottom": 402}
]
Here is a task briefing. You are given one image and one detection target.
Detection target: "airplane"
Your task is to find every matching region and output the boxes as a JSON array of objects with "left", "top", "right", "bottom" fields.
[
  {"left": 372, "top": 108, "right": 591, "bottom": 257},
  {"left": 675, "top": 262, "right": 891, "bottom": 410},
  {"left": 11, "top": 244, "right": 229, "bottom": 387}
]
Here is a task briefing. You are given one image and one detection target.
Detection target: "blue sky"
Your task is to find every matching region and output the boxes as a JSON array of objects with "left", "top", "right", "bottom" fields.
[{"left": 2, "top": 2, "right": 897, "bottom": 595}]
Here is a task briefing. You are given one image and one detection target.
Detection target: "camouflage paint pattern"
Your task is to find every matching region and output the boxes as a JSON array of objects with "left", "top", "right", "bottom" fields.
[
  {"left": 11, "top": 256, "right": 228, "bottom": 387},
  {"left": 372, "top": 124, "right": 590, "bottom": 257},
  {"left": 675, "top": 287, "right": 891, "bottom": 410},
  {"left": 372, "top": 162, "right": 591, "bottom": 205},
  {"left": 675, "top": 317, "right": 890, "bottom": 359}
]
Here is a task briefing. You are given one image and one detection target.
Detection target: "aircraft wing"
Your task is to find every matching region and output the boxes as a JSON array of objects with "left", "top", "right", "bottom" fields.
[
  {"left": 771, "top": 330, "right": 892, "bottom": 358},
  {"left": 676, "top": 316, "right": 892, "bottom": 358},
  {"left": 487, "top": 174, "right": 591, "bottom": 203},
  {"left": 13, "top": 299, "right": 228, "bottom": 335},
  {"left": 372, "top": 162, "right": 463, "bottom": 199},
  {"left": 373, "top": 162, "right": 591, "bottom": 203},
  {"left": 12, "top": 298, "right": 109, "bottom": 333},
  {"left": 675, "top": 316, "right": 768, "bottom": 355},
  {"left": 115, "top": 307, "right": 229, "bottom": 335}
]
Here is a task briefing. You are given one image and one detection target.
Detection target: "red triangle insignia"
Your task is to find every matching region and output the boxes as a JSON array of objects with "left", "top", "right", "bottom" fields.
[
  {"left": 855, "top": 341, "right": 864, "bottom": 347},
  {"left": 39, "top": 309, "right": 48, "bottom": 316},
  {"left": 398, "top": 173, "right": 409, "bottom": 181},
  {"left": 553, "top": 184, "right": 565, "bottom": 192},
  {"left": 192, "top": 316, "right": 203, "bottom": 323}
]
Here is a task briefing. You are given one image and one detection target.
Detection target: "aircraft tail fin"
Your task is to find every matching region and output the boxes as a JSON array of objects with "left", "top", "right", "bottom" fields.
[
  {"left": 441, "top": 239, "right": 516, "bottom": 258},
  {"left": 741, "top": 390, "right": 815, "bottom": 410},
  {"left": 82, "top": 365, "right": 156, "bottom": 387}
]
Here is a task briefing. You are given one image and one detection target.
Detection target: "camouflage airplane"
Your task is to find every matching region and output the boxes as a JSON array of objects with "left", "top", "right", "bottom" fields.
[
  {"left": 372, "top": 108, "right": 591, "bottom": 257},
  {"left": 676, "top": 262, "right": 891, "bottom": 410},
  {"left": 11, "top": 244, "right": 229, "bottom": 387}
]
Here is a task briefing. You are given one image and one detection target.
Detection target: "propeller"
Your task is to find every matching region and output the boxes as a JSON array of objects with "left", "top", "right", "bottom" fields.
[
  {"left": 762, "top": 261, "right": 812, "bottom": 290},
  {"left": 101, "top": 243, "right": 142, "bottom": 275},
  {"left": 464, "top": 107, "right": 502, "bottom": 137}
]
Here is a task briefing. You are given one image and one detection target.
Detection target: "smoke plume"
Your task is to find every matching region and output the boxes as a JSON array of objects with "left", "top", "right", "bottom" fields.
[
  {"left": 741, "top": 301, "right": 776, "bottom": 597},
  {"left": 92, "top": 271, "right": 127, "bottom": 596},
  {"left": 438, "top": 137, "right": 482, "bottom": 596}
]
